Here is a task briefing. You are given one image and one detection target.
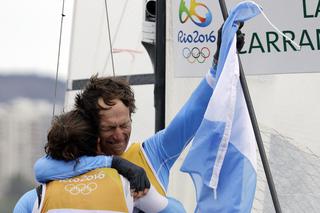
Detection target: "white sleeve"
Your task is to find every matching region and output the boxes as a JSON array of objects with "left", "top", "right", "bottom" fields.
[{"left": 134, "top": 185, "right": 168, "bottom": 213}]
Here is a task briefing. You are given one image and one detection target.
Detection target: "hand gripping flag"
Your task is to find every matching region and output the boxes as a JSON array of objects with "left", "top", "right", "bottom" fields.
[{"left": 180, "top": 1, "right": 262, "bottom": 212}]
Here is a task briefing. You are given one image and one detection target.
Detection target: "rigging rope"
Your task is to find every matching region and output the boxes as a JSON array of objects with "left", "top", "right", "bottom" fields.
[
  {"left": 52, "top": 0, "right": 66, "bottom": 117},
  {"left": 252, "top": 1, "right": 301, "bottom": 50},
  {"left": 104, "top": 0, "right": 116, "bottom": 76},
  {"left": 102, "top": 0, "right": 129, "bottom": 76},
  {"left": 111, "top": 0, "right": 129, "bottom": 47}
]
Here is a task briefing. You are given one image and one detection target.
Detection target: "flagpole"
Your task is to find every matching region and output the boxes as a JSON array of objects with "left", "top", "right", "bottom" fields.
[
  {"left": 154, "top": 0, "right": 166, "bottom": 131},
  {"left": 218, "top": 1, "right": 282, "bottom": 212}
]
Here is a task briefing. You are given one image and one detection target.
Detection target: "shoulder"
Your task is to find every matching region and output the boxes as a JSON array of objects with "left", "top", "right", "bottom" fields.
[{"left": 13, "top": 189, "right": 37, "bottom": 213}]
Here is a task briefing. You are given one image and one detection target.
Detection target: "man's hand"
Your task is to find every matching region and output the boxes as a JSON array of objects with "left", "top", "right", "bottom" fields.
[
  {"left": 236, "top": 21, "right": 245, "bottom": 52},
  {"left": 213, "top": 21, "right": 245, "bottom": 63},
  {"left": 111, "top": 156, "right": 150, "bottom": 200}
]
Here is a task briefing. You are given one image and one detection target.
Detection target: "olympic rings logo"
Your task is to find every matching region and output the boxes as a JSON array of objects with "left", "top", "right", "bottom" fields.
[
  {"left": 64, "top": 182, "right": 98, "bottom": 195},
  {"left": 182, "top": 47, "right": 210, "bottom": 63}
]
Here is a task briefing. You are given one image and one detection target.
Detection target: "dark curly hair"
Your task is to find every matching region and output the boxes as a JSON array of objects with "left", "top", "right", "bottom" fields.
[
  {"left": 74, "top": 75, "right": 136, "bottom": 131},
  {"left": 45, "top": 110, "right": 99, "bottom": 161}
]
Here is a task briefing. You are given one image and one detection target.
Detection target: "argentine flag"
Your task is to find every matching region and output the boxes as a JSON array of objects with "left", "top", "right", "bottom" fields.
[{"left": 181, "top": 2, "right": 262, "bottom": 212}]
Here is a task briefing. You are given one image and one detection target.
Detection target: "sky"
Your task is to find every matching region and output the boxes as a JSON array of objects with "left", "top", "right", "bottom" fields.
[
  {"left": 0, "top": 0, "right": 70, "bottom": 79},
  {"left": 0, "top": 0, "right": 152, "bottom": 80}
]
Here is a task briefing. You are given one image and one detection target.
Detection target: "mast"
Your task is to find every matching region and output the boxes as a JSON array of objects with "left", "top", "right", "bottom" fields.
[
  {"left": 142, "top": 0, "right": 166, "bottom": 132},
  {"left": 154, "top": 0, "right": 166, "bottom": 131}
]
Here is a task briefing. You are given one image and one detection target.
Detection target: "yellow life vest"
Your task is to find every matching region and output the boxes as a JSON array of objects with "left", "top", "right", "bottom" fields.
[
  {"left": 40, "top": 168, "right": 131, "bottom": 213},
  {"left": 121, "top": 143, "right": 166, "bottom": 196}
]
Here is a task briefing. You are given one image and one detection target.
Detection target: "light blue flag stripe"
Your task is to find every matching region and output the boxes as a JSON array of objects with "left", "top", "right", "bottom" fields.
[{"left": 180, "top": 1, "right": 262, "bottom": 212}]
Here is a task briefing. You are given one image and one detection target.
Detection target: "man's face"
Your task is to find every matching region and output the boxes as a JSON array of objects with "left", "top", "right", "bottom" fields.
[{"left": 98, "top": 98, "right": 132, "bottom": 156}]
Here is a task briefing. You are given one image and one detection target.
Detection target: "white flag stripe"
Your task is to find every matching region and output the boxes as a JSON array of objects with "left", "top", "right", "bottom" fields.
[
  {"left": 204, "top": 37, "right": 239, "bottom": 122},
  {"left": 208, "top": 36, "right": 240, "bottom": 188}
]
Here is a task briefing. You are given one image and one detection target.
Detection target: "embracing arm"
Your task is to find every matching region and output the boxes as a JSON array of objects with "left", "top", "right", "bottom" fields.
[
  {"left": 34, "top": 155, "right": 150, "bottom": 197},
  {"left": 34, "top": 155, "right": 112, "bottom": 183}
]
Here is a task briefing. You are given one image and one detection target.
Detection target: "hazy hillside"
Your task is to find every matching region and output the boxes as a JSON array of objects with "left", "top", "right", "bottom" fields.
[{"left": 0, "top": 74, "right": 66, "bottom": 103}]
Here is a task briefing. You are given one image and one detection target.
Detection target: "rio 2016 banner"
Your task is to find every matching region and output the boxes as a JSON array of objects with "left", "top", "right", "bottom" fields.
[
  {"left": 173, "top": 0, "right": 320, "bottom": 76},
  {"left": 172, "top": 0, "right": 217, "bottom": 77}
]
